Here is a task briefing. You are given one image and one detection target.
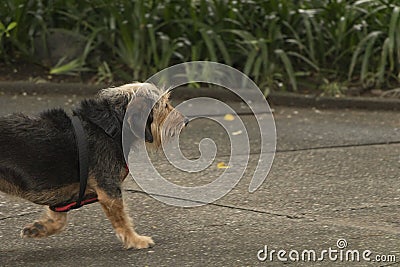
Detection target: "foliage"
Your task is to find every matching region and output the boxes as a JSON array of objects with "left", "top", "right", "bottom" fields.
[{"left": 0, "top": 0, "right": 399, "bottom": 93}]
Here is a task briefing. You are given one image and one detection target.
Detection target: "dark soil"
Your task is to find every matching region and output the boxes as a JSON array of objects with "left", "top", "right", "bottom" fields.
[
  {"left": 0, "top": 62, "right": 97, "bottom": 84},
  {"left": 1, "top": 62, "right": 399, "bottom": 99}
]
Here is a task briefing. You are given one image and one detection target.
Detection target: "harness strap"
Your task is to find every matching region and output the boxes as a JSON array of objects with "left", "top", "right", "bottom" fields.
[
  {"left": 49, "top": 116, "right": 93, "bottom": 212},
  {"left": 71, "top": 116, "right": 89, "bottom": 208},
  {"left": 49, "top": 115, "right": 129, "bottom": 213}
]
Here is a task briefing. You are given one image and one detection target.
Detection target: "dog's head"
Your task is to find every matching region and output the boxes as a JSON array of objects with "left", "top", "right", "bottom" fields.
[{"left": 99, "top": 83, "right": 188, "bottom": 148}]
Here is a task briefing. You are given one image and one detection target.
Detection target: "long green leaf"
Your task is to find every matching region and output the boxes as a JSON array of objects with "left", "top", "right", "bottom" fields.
[
  {"left": 200, "top": 29, "right": 217, "bottom": 61},
  {"left": 244, "top": 49, "right": 258, "bottom": 76},
  {"left": 287, "top": 51, "right": 320, "bottom": 72},
  {"left": 275, "top": 49, "right": 298, "bottom": 91},
  {"left": 303, "top": 14, "right": 315, "bottom": 62},
  {"left": 147, "top": 24, "right": 159, "bottom": 67},
  {"left": 50, "top": 58, "right": 85, "bottom": 75},
  {"left": 377, "top": 38, "right": 390, "bottom": 86},
  {"left": 388, "top": 6, "right": 399, "bottom": 70},
  {"left": 361, "top": 31, "right": 380, "bottom": 83},
  {"left": 348, "top": 31, "right": 381, "bottom": 80},
  {"left": 214, "top": 34, "right": 232, "bottom": 65}
]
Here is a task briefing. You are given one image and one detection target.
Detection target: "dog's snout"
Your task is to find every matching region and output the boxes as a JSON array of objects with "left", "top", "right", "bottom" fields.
[{"left": 184, "top": 117, "right": 189, "bottom": 126}]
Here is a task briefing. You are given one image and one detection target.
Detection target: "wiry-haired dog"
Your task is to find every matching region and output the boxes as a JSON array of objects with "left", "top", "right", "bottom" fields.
[{"left": 0, "top": 83, "right": 188, "bottom": 249}]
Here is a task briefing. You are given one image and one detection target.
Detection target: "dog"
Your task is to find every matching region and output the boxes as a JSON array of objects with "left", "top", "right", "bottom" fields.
[{"left": 0, "top": 83, "right": 188, "bottom": 249}]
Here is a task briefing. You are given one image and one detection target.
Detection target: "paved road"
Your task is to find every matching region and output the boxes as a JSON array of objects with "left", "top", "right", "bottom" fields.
[{"left": 0, "top": 93, "right": 399, "bottom": 266}]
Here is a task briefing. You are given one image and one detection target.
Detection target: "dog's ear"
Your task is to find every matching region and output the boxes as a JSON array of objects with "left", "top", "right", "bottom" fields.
[{"left": 127, "top": 96, "right": 154, "bottom": 143}]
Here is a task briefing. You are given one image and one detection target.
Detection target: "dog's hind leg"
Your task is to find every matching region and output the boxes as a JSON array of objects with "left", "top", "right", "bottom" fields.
[
  {"left": 96, "top": 188, "right": 154, "bottom": 249},
  {"left": 21, "top": 207, "right": 67, "bottom": 238}
]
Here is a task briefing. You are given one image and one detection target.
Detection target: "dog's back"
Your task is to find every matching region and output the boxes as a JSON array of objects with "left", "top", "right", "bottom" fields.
[{"left": 0, "top": 109, "right": 79, "bottom": 202}]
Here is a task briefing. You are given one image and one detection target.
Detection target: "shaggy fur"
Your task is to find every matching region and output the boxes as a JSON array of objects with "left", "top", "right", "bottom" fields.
[{"left": 0, "top": 83, "right": 187, "bottom": 249}]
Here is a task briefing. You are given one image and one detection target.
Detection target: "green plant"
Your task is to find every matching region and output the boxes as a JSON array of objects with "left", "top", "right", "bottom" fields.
[
  {"left": 49, "top": 28, "right": 102, "bottom": 75},
  {"left": 0, "top": 21, "right": 17, "bottom": 41},
  {"left": 0, "top": 0, "right": 399, "bottom": 92},
  {"left": 320, "top": 80, "right": 347, "bottom": 96},
  {"left": 0, "top": 20, "right": 17, "bottom": 59},
  {"left": 96, "top": 61, "right": 114, "bottom": 84}
]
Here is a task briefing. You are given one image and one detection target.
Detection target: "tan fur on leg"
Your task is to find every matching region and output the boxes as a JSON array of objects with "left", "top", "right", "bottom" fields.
[
  {"left": 21, "top": 207, "right": 67, "bottom": 238},
  {"left": 96, "top": 189, "right": 154, "bottom": 249}
]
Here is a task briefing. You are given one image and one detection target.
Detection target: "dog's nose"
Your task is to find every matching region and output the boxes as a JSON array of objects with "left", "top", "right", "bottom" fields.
[{"left": 184, "top": 117, "right": 189, "bottom": 126}]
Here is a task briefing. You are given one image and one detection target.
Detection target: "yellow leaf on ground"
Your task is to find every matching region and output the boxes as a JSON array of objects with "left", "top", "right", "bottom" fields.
[
  {"left": 217, "top": 162, "right": 230, "bottom": 169},
  {"left": 224, "top": 114, "right": 235, "bottom": 121}
]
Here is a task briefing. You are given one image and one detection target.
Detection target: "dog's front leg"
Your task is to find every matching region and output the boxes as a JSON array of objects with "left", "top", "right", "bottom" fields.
[
  {"left": 96, "top": 188, "right": 154, "bottom": 249},
  {"left": 21, "top": 207, "right": 67, "bottom": 238}
]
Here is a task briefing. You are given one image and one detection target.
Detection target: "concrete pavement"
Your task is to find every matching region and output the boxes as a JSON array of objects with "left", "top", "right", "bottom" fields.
[{"left": 0, "top": 92, "right": 399, "bottom": 266}]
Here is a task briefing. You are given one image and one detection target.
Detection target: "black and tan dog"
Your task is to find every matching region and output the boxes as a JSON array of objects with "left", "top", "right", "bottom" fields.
[{"left": 0, "top": 83, "right": 188, "bottom": 249}]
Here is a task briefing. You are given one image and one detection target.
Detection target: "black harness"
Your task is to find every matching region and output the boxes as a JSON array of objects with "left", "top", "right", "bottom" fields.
[
  {"left": 49, "top": 116, "right": 94, "bottom": 212},
  {"left": 49, "top": 115, "right": 123, "bottom": 212}
]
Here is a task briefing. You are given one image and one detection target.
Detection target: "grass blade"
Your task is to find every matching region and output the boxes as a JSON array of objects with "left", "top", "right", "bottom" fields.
[
  {"left": 244, "top": 49, "right": 258, "bottom": 76},
  {"left": 348, "top": 31, "right": 381, "bottom": 80},
  {"left": 377, "top": 37, "right": 390, "bottom": 86},
  {"left": 287, "top": 51, "right": 320, "bottom": 72},
  {"left": 200, "top": 29, "right": 217, "bottom": 61},
  {"left": 388, "top": 6, "right": 399, "bottom": 70},
  {"left": 275, "top": 49, "right": 298, "bottom": 91},
  {"left": 214, "top": 33, "right": 232, "bottom": 65},
  {"left": 360, "top": 31, "right": 380, "bottom": 83}
]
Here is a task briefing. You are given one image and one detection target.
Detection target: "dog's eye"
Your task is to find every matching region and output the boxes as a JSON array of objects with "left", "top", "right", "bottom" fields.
[{"left": 165, "top": 103, "right": 168, "bottom": 108}]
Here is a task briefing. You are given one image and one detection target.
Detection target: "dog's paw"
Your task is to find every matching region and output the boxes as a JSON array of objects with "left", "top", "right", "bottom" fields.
[
  {"left": 124, "top": 235, "right": 155, "bottom": 250},
  {"left": 21, "top": 222, "right": 48, "bottom": 238}
]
